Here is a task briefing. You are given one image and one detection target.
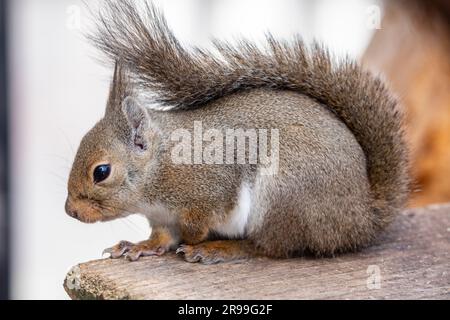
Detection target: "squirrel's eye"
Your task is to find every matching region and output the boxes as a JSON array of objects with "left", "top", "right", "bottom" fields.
[{"left": 93, "top": 164, "right": 111, "bottom": 183}]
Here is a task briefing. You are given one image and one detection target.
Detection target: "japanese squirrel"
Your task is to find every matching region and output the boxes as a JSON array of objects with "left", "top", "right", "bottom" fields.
[{"left": 65, "top": 1, "right": 410, "bottom": 264}]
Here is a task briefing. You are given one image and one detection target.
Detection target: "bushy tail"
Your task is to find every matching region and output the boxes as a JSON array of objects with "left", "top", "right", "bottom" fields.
[{"left": 90, "top": 0, "right": 410, "bottom": 228}]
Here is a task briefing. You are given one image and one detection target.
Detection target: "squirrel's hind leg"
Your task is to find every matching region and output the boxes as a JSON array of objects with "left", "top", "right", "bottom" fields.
[{"left": 176, "top": 240, "right": 258, "bottom": 264}]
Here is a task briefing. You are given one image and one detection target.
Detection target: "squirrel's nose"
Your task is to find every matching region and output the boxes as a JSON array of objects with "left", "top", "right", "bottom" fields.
[
  {"left": 68, "top": 209, "right": 79, "bottom": 219},
  {"left": 65, "top": 198, "right": 79, "bottom": 219}
]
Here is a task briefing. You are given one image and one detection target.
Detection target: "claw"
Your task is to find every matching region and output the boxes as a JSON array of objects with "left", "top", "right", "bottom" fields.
[
  {"left": 176, "top": 243, "right": 229, "bottom": 264},
  {"left": 102, "top": 240, "right": 135, "bottom": 259},
  {"left": 126, "top": 246, "right": 166, "bottom": 261},
  {"left": 125, "top": 250, "right": 142, "bottom": 262},
  {"left": 175, "top": 245, "right": 186, "bottom": 255},
  {"left": 176, "top": 244, "right": 203, "bottom": 262},
  {"left": 103, "top": 240, "right": 169, "bottom": 261},
  {"left": 102, "top": 247, "right": 113, "bottom": 258}
]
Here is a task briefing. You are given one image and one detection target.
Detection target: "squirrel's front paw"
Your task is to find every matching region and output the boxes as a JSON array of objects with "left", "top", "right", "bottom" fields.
[
  {"left": 103, "top": 240, "right": 135, "bottom": 259},
  {"left": 103, "top": 240, "right": 167, "bottom": 261}
]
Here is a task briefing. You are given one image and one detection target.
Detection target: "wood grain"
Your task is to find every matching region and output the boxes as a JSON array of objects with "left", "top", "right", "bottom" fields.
[{"left": 64, "top": 204, "right": 450, "bottom": 300}]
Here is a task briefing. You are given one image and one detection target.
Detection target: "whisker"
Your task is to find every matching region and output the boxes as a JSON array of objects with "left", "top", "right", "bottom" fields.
[
  {"left": 120, "top": 218, "right": 145, "bottom": 235},
  {"left": 57, "top": 127, "right": 76, "bottom": 156},
  {"left": 123, "top": 216, "right": 148, "bottom": 234}
]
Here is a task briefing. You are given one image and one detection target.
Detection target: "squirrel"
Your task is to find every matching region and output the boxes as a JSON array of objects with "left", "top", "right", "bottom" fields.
[{"left": 65, "top": 1, "right": 410, "bottom": 264}]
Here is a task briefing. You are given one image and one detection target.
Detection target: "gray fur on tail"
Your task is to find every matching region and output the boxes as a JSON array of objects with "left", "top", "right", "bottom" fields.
[{"left": 90, "top": 0, "right": 410, "bottom": 229}]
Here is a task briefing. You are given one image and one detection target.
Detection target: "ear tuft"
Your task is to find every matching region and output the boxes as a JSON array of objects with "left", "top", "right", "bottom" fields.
[{"left": 121, "top": 96, "right": 149, "bottom": 150}]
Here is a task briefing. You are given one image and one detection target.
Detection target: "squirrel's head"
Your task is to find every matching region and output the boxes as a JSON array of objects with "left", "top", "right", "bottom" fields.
[{"left": 65, "top": 63, "right": 159, "bottom": 223}]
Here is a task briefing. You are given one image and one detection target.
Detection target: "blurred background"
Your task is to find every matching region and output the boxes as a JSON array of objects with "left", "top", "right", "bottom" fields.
[{"left": 0, "top": 0, "right": 448, "bottom": 299}]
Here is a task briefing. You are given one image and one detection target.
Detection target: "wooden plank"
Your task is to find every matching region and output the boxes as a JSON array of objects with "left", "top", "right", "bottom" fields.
[{"left": 64, "top": 205, "right": 450, "bottom": 300}]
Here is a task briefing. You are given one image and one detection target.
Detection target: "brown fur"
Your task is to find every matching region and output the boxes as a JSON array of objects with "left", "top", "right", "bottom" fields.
[
  {"left": 66, "top": 1, "right": 410, "bottom": 263},
  {"left": 177, "top": 240, "right": 258, "bottom": 264}
]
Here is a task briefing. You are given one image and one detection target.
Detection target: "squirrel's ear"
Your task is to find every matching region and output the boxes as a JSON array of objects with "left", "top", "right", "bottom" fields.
[
  {"left": 106, "top": 61, "right": 129, "bottom": 114},
  {"left": 121, "top": 96, "right": 149, "bottom": 150}
]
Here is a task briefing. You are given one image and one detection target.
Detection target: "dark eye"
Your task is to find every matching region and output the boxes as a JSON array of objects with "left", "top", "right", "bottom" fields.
[{"left": 93, "top": 164, "right": 111, "bottom": 183}]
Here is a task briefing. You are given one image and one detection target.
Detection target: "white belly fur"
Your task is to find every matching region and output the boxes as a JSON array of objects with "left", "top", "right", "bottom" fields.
[
  {"left": 213, "top": 183, "right": 252, "bottom": 238},
  {"left": 139, "top": 202, "right": 177, "bottom": 227}
]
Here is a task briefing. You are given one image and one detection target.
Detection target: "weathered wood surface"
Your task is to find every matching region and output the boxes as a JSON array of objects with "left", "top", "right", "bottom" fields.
[{"left": 64, "top": 204, "right": 450, "bottom": 300}]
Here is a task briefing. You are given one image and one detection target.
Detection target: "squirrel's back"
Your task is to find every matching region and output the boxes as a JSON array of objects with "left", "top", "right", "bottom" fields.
[{"left": 91, "top": 0, "right": 410, "bottom": 235}]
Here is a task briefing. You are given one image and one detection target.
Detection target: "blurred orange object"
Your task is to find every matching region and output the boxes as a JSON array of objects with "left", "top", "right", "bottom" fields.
[{"left": 362, "top": 0, "right": 450, "bottom": 207}]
